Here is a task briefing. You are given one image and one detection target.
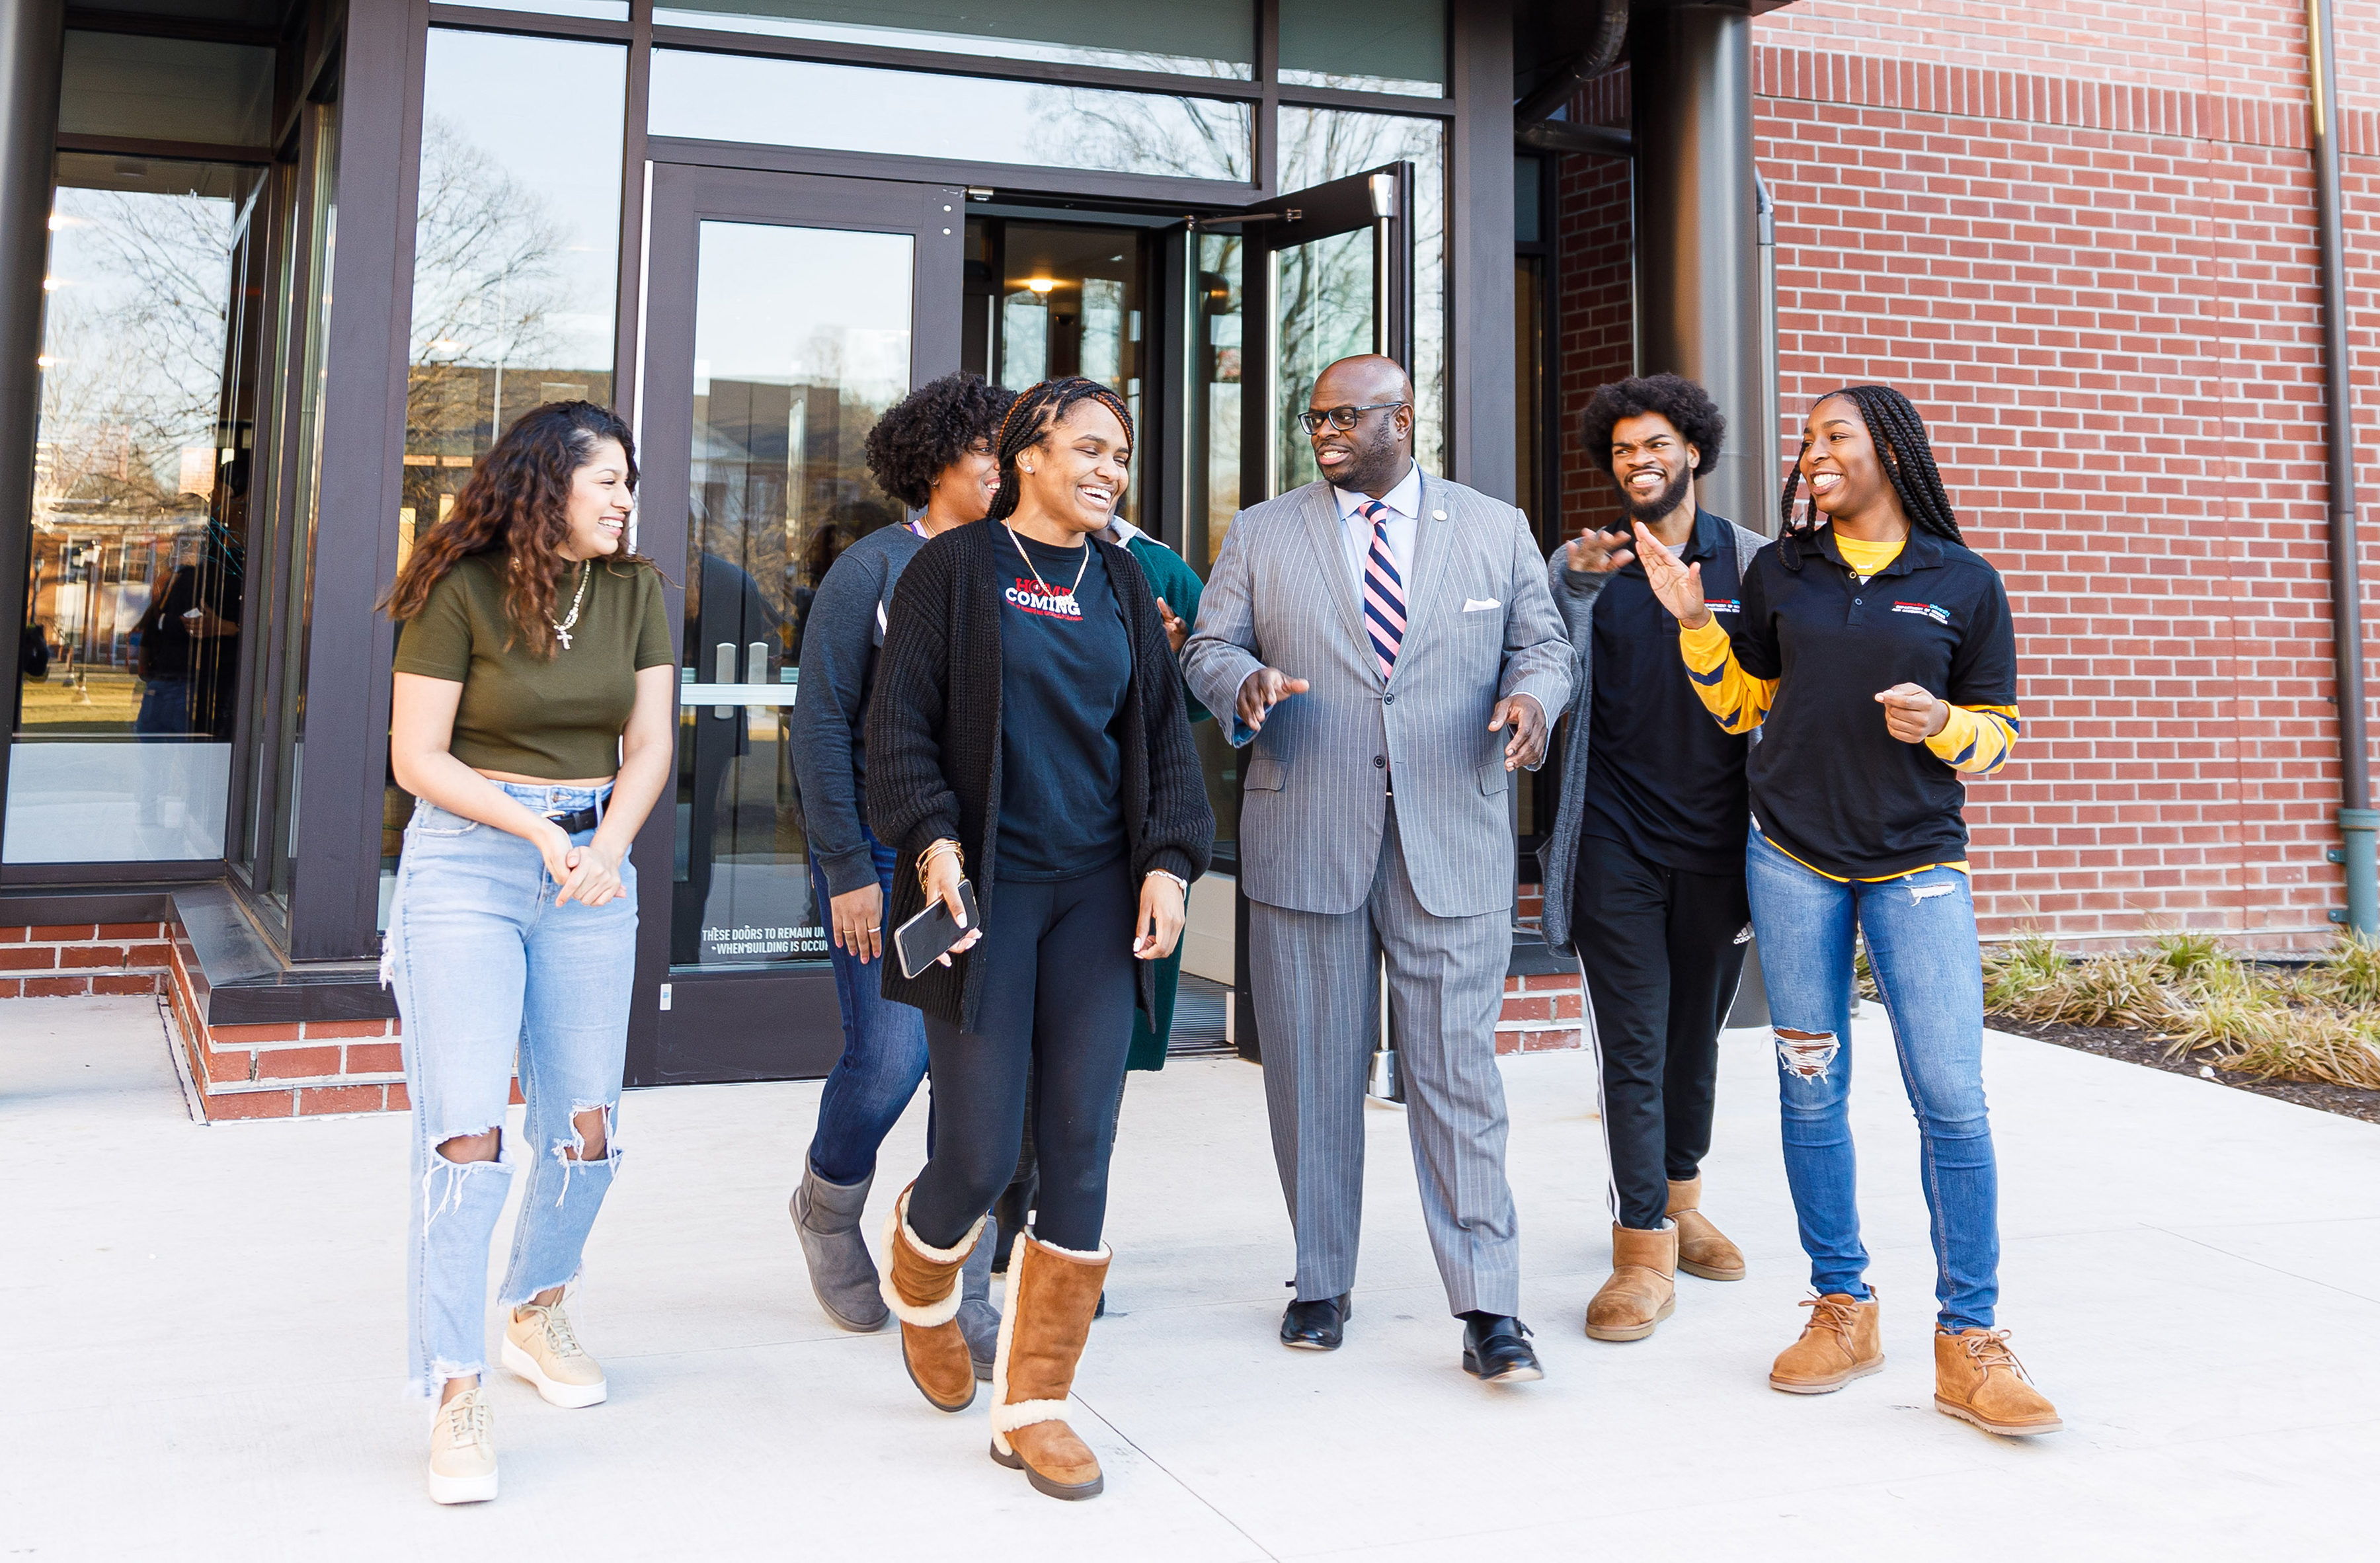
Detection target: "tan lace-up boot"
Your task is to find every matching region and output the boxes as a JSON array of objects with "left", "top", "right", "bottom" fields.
[
  {"left": 502, "top": 1298, "right": 607, "bottom": 1408},
  {"left": 1665, "top": 1176, "right": 1746, "bottom": 1281},
  {"left": 1768, "top": 1291, "right": 1884, "bottom": 1393},
  {"left": 1583, "top": 1222, "right": 1678, "bottom": 1342},
  {"left": 1934, "top": 1328, "right": 2063, "bottom": 1435},
  {"left": 426, "top": 1384, "right": 498, "bottom": 1505},
  {"left": 988, "top": 1231, "right": 1111, "bottom": 1500},
  {"left": 880, "top": 1182, "right": 985, "bottom": 1412}
]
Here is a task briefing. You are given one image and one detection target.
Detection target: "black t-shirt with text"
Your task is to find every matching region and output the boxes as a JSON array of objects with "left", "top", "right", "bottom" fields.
[
  {"left": 1731, "top": 528, "right": 2018, "bottom": 880},
  {"left": 990, "top": 527, "right": 1132, "bottom": 881}
]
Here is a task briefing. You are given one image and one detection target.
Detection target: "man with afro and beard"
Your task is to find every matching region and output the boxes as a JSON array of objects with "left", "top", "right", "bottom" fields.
[{"left": 1538, "top": 374, "right": 1768, "bottom": 1345}]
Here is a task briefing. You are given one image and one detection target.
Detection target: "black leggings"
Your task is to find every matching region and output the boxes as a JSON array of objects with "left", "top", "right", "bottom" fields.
[{"left": 906, "top": 858, "right": 1137, "bottom": 1253}]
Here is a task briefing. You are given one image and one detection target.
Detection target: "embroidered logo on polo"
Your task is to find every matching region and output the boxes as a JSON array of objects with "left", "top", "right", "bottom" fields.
[
  {"left": 1892, "top": 601, "right": 1950, "bottom": 625},
  {"left": 1005, "top": 577, "right": 1083, "bottom": 620},
  {"left": 1703, "top": 598, "right": 1742, "bottom": 615}
]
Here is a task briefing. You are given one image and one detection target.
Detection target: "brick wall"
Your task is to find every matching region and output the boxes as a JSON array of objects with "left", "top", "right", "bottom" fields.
[
  {"left": 1552, "top": 5, "right": 2380, "bottom": 950},
  {"left": 0, "top": 922, "right": 173, "bottom": 998}
]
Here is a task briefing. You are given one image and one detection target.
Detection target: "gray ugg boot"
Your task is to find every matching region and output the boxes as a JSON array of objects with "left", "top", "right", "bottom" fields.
[
  {"left": 957, "top": 1224, "right": 1000, "bottom": 1381},
  {"left": 791, "top": 1158, "right": 889, "bottom": 1332}
]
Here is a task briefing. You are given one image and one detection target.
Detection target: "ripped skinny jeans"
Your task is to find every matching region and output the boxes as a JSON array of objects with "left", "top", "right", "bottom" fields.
[
  {"left": 1745, "top": 828, "right": 1998, "bottom": 1332},
  {"left": 384, "top": 783, "right": 636, "bottom": 1395}
]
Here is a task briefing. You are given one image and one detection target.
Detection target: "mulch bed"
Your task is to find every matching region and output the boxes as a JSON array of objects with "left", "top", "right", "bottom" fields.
[{"left": 1991, "top": 1015, "right": 2380, "bottom": 1127}]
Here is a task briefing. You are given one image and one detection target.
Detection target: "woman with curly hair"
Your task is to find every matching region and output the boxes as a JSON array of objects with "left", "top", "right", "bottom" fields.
[
  {"left": 785, "top": 371, "right": 1013, "bottom": 1338},
  {"left": 1637, "top": 384, "right": 2059, "bottom": 1436},
  {"left": 381, "top": 400, "right": 675, "bottom": 1503},
  {"left": 865, "top": 376, "right": 1212, "bottom": 1500}
]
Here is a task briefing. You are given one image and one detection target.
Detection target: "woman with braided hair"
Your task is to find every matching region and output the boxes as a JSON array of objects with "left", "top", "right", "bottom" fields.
[
  {"left": 863, "top": 376, "right": 1213, "bottom": 1499},
  {"left": 1634, "top": 384, "right": 2061, "bottom": 1437}
]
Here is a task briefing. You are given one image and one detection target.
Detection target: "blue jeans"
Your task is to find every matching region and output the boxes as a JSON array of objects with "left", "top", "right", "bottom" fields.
[
  {"left": 805, "top": 826, "right": 930, "bottom": 1187},
  {"left": 383, "top": 782, "right": 637, "bottom": 1396},
  {"left": 1745, "top": 828, "right": 1999, "bottom": 1332}
]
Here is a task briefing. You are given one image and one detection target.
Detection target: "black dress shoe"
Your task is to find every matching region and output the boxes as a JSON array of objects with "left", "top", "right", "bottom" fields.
[
  {"left": 1281, "top": 1293, "right": 1352, "bottom": 1350},
  {"left": 1461, "top": 1314, "right": 1544, "bottom": 1383}
]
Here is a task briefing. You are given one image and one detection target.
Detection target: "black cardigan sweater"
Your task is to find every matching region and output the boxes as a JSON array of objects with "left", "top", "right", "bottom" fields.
[{"left": 864, "top": 519, "right": 1214, "bottom": 1032}]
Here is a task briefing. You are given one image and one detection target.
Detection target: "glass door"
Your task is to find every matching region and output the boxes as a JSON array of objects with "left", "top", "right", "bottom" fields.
[
  {"left": 628, "top": 165, "right": 962, "bottom": 1086},
  {"left": 1174, "top": 165, "right": 1414, "bottom": 1059}
]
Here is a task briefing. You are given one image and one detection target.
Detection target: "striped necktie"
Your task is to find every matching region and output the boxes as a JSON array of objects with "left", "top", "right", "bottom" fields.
[{"left": 1358, "top": 499, "right": 1406, "bottom": 682}]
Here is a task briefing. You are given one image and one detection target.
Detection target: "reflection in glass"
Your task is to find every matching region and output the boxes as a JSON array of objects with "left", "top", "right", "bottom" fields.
[
  {"left": 676, "top": 221, "right": 912, "bottom": 969},
  {"left": 1279, "top": 108, "right": 1445, "bottom": 476},
  {"left": 1279, "top": 0, "right": 1445, "bottom": 96},
  {"left": 384, "top": 30, "right": 627, "bottom": 920},
  {"left": 656, "top": 0, "right": 1253, "bottom": 79},
  {"left": 1273, "top": 228, "right": 1374, "bottom": 493},
  {"left": 651, "top": 52, "right": 1251, "bottom": 182},
  {"left": 268, "top": 106, "right": 340, "bottom": 907},
  {"left": 446, "top": 0, "right": 627, "bottom": 17},
  {"left": 1187, "top": 233, "right": 1242, "bottom": 573},
  {"left": 58, "top": 32, "right": 276, "bottom": 147},
  {"left": 7, "top": 159, "right": 264, "bottom": 863}
]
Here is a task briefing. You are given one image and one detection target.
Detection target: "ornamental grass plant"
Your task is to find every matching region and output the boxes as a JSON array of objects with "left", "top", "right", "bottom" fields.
[{"left": 1973, "top": 930, "right": 2380, "bottom": 1091}]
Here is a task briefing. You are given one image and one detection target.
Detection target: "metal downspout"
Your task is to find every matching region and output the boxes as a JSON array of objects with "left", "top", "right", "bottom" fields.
[{"left": 2307, "top": 0, "right": 2375, "bottom": 934}]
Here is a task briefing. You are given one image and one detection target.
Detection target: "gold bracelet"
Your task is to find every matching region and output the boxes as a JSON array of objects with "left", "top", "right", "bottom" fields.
[{"left": 916, "top": 839, "right": 962, "bottom": 891}]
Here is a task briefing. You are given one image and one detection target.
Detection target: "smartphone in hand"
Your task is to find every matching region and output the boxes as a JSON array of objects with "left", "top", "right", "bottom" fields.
[{"left": 895, "top": 879, "right": 980, "bottom": 979}]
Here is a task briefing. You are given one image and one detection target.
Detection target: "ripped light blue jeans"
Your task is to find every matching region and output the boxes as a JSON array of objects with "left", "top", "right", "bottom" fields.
[
  {"left": 1745, "top": 828, "right": 1999, "bottom": 1332},
  {"left": 383, "top": 782, "right": 637, "bottom": 1395}
]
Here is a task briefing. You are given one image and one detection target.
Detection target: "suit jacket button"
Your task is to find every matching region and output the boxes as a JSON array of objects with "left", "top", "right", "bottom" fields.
[
  {"left": 1384, "top": 693, "right": 1395, "bottom": 704},
  {"left": 1374, "top": 755, "right": 1386, "bottom": 768}
]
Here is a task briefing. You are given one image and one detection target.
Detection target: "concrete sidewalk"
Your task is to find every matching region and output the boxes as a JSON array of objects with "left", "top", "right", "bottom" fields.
[{"left": 3, "top": 994, "right": 2375, "bottom": 1560}]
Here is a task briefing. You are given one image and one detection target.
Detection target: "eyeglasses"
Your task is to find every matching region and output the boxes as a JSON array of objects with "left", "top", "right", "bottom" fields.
[{"left": 1298, "top": 402, "right": 1408, "bottom": 435}]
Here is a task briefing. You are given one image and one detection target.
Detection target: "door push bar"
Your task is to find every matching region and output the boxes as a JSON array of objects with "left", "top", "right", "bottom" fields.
[{"left": 680, "top": 641, "right": 796, "bottom": 713}]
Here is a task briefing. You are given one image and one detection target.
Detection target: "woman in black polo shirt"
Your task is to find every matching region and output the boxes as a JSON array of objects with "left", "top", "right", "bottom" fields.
[
  {"left": 863, "top": 376, "right": 1213, "bottom": 1501},
  {"left": 1637, "top": 384, "right": 2060, "bottom": 1438}
]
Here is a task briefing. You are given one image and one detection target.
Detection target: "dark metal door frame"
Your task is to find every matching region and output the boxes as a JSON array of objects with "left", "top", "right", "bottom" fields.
[{"left": 624, "top": 161, "right": 963, "bottom": 1088}]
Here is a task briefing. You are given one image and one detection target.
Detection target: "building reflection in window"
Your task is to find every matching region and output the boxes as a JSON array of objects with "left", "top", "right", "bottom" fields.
[{"left": 7, "top": 158, "right": 264, "bottom": 864}]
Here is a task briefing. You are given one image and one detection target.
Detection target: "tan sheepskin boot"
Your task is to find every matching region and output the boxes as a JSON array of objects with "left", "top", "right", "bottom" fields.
[
  {"left": 1934, "top": 1328, "right": 2063, "bottom": 1435},
  {"left": 988, "top": 1231, "right": 1111, "bottom": 1501},
  {"left": 1769, "top": 1291, "right": 1884, "bottom": 1393},
  {"left": 879, "top": 1182, "right": 984, "bottom": 1413},
  {"left": 1583, "top": 1221, "right": 1678, "bottom": 1342},
  {"left": 1665, "top": 1176, "right": 1746, "bottom": 1281}
]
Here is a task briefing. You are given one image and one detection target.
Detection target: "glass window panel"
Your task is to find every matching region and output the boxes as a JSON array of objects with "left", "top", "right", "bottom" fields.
[
  {"left": 1278, "top": 108, "right": 1445, "bottom": 475},
  {"left": 386, "top": 30, "right": 627, "bottom": 921},
  {"left": 656, "top": 0, "right": 1252, "bottom": 78},
  {"left": 986, "top": 222, "right": 1148, "bottom": 518},
  {"left": 676, "top": 220, "right": 913, "bottom": 969},
  {"left": 1273, "top": 228, "right": 1373, "bottom": 493},
  {"left": 1279, "top": 0, "right": 1445, "bottom": 97},
  {"left": 444, "top": 1, "right": 629, "bottom": 18},
  {"left": 268, "top": 104, "right": 338, "bottom": 907},
  {"left": 1515, "top": 155, "right": 1542, "bottom": 244},
  {"left": 650, "top": 51, "right": 1251, "bottom": 182},
  {"left": 7, "top": 159, "right": 265, "bottom": 863},
  {"left": 58, "top": 32, "right": 275, "bottom": 147}
]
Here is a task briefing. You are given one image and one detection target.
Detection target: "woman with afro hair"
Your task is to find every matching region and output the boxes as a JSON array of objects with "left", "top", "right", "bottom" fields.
[{"left": 785, "top": 370, "right": 1012, "bottom": 1340}]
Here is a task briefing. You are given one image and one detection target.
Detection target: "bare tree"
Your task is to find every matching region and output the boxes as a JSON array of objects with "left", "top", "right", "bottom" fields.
[{"left": 406, "top": 116, "right": 573, "bottom": 448}]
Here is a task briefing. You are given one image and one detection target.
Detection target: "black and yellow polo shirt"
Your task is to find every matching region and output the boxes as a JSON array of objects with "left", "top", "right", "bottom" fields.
[{"left": 1675, "top": 526, "right": 2020, "bottom": 882}]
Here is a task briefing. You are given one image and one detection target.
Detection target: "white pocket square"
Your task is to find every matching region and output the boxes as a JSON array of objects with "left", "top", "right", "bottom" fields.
[{"left": 1462, "top": 597, "right": 1500, "bottom": 612}]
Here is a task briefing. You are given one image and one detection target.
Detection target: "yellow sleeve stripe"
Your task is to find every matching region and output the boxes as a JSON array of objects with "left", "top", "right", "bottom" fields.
[
  {"left": 1926, "top": 703, "right": 2021, "bottom": 775},
  {"left": 1675, "top": 617, "right": 1774, "bottom": 735}
]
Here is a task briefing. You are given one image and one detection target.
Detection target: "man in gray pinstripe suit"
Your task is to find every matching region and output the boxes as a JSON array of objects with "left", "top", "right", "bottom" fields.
[{"left": 1182, "top": 355, "right": 1571, "bottom": 1383}]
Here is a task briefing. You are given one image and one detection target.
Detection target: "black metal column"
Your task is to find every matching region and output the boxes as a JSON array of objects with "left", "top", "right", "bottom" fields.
[
  {"left": 0, "top": 1, "right": 61, "bottom": 860},
  {"left": 1630, "top": 3, "right": 1764, "bottom": 529},
  {"left": 1450, "top": 0, "right": 1517, "bottom": 500}
]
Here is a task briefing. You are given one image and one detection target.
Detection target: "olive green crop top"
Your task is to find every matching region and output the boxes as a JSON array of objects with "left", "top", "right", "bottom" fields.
[{"left": 393, "top": 553, "right": 673, "bottom": 780}]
